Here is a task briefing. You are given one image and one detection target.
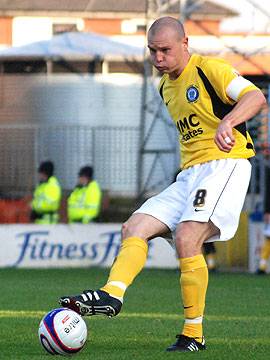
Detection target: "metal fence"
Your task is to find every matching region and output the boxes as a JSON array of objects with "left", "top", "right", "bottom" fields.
[
  {"left": 1, "top": 119, "right": 269, "bottom": 208},
  {"left": 0, "top": 123, "right": 178, "bottom": 198}
]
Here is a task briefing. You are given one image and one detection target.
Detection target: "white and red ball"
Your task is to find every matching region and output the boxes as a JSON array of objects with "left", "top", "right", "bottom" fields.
[{"left": 38, "top": 308, "right": 88, "bottom": 356}]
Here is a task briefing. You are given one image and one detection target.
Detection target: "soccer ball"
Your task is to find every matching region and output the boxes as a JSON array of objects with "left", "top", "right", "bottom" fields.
[{"left": 38, "top": 308, "right": 88, "bottom": 355}]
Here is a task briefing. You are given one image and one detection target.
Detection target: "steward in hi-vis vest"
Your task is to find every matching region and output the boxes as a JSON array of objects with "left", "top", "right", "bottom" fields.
[
  {"left": 67, "top": 166, "right": 102, "bottom": 224},
  {"left": 31, "top": 161, "right": 61, "bottom": 224}
]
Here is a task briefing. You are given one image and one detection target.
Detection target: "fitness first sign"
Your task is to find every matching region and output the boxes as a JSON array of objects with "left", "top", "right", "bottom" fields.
[{"left": 0, "top": 224, "right": 178, "bottom": 269}]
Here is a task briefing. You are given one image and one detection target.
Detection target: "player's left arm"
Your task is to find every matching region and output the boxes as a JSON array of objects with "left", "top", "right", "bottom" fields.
[{"left": 213, "top": 64, "right": 267, "bottom": 153}]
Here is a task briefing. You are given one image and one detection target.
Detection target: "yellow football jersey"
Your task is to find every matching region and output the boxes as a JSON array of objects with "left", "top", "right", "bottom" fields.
[{"left": 159, "top": 54, "right": 258, "bottom": 169}]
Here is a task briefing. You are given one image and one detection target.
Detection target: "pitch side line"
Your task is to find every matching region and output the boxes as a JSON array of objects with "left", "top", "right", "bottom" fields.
[{"left": 0, "top": 310, "right": 269, "bottom": 322}]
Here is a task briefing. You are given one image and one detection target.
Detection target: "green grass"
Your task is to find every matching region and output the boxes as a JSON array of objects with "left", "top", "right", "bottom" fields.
[{"left": 1, "top": 268, "right": 270, "bottom": 359}]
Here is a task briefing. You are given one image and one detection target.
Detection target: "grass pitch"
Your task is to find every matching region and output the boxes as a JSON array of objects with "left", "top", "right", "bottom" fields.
[{"left": 1, "top": 267, "right": 270, "bottom": 359}]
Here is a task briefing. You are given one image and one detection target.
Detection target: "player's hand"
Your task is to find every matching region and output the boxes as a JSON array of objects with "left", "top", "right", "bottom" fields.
[{"left": 214, "top": 119, "right": 235, "bottom": 152}]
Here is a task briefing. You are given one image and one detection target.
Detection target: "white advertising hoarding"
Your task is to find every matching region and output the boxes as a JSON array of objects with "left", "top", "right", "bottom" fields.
[{"left": 0, "top": 224, "right": 178, "bottom": 269}]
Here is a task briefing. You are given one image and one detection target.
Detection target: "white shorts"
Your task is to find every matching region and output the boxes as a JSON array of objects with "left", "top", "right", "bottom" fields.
[{"left": 134, "top": 158, "right": 251, "bottom": 242}]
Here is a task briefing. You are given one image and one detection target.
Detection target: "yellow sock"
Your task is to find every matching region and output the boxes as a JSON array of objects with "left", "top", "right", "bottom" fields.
[
  {"left": 259, "top": 238, "right": 270, "bottom": 271},
  {"left": 101, "top": 237, "right": 148, "bottom": 299},
  {"left": 180, "top": 254, "right": 208, "bottom": 342}
]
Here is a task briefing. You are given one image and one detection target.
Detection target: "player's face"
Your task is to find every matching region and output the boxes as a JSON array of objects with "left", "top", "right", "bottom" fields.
[{"left": 147, "top": 28, "right": 189, "bottom": 80}]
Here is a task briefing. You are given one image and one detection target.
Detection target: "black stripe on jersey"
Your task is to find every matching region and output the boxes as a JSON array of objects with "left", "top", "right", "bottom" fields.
[
  {"left": 196, "top": 66, "right": 254, "bottom": 150},
  {"left": 159, "top": 80, "right": 165, "bottom": 100}
]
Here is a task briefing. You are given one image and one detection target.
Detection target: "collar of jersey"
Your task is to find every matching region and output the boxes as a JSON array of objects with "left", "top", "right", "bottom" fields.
[{"left": 166, "top": 54, "right": 199, "bottom": 84}]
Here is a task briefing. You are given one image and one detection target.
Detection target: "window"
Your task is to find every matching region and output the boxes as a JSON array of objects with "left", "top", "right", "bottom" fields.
[{"left": 53, "top": 23, "right": 78, "bottom": 35}]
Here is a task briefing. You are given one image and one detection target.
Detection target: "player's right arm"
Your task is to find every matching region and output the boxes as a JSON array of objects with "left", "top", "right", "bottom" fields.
[
  {"left": 203, "top": 58, "right": 266, "bottom": 153},
  {"left": 215, "top": 89, "right": 266, "bottom": 152}
]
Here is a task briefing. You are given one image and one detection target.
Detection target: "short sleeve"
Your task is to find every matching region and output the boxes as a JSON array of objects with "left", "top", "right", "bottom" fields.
[{"left": 202, "top": 58, "right": 258, "bottom": 104}]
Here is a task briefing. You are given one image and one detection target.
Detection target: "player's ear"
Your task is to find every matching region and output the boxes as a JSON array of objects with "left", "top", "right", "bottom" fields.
[{"left": 182, "top": 36, "right": 189, "bottom": 49}]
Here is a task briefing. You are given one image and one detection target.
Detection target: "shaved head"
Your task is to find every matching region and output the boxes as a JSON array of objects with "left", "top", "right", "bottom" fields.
[
  {"left": 148, "top": 17, "right": 186, "bottom": 41},
  {"left": 147, "top": 16, "right": 190, "bottom": 79}
]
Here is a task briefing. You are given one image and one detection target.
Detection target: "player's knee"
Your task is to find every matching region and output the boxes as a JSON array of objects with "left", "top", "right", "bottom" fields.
[
  {"left": 121, "top": 221, "right": 129, "bottom": 238},
  {"left": 122, "top": 220, "right": 138, "bottom": 239},
  {"left": 121, "top": 217, "right": 147, "bottom": 240},
  {"left": 175, "top": 233, "right": 195, "bottom": 252},
  {"left": 175, "top": 223, "right": 203, "bottom": 256}
]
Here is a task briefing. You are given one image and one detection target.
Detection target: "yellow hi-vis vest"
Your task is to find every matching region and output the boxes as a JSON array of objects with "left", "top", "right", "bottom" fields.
[
  {"left": 67, "top": 180, "right": 102, "bottom": 223},
  {"left": 31, "top": 176, "right": 61, "bottom": 224}
]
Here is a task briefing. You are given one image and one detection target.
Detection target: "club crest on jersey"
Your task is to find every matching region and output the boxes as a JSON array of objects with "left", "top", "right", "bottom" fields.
[{"left": 186, "top": 85, "right": 199, "bottom": 103}]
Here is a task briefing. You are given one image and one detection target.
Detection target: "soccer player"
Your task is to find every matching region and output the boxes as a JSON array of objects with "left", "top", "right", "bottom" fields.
[
  {"left": 59, "top": 17, "right": 266, "bottom": 352},
  {"left": 256, "top": 215, "right": 270, "bottom": 274},
  {"left": 256, "top": 167, "right": 270, "bottom": 274}
]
